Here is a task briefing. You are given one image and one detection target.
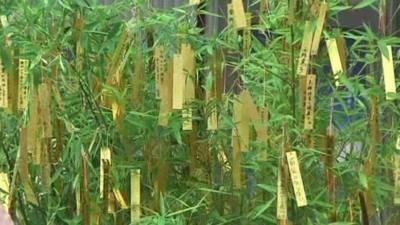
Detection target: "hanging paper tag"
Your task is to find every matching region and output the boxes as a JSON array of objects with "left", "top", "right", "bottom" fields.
[
  {"left": 394, "top": 154, "right": 400, "bottom": 205},
  {"left": 18, "top": 59, "right": 29, "bottom": 111},
  {"left": 381, "top": 45, "right": 397, "bottom": 100},
  {"left": 297, "top": 21, "right": 313, "bottom": 77},
  {"left": 326, "top": 38, "right": 344, "bottom": 86},
  {"left": 17, "top": 128, "right": 39, "bottom": 205},
  {"left": 38, "top": 82, "right": 52, "bottom": 138},
  {"left": 172, "top": 54, "right": 184, "bottom": 110},
  {"left": 190, "top": 0, "right": 200, "bottom": 5},
  {"left": 232, "top": 135, "right": 241, "bottom": 189},
  {"left": 0, "top": 61, "right": 8, "bottom": 108},
  {"left": 304, "top": 74, "right": 316, "bottom": 130},
  {"left": 396, "top": 135, "right": 400, "bottom": 150},
  {"left": 113, "top": 188, "right": 128, "bottom": 209},
  {"left": 80, "top": 150, "right": 90, "bottom": 225},
  {"left": 131, "top": 169, "right": 141, "bottom": 223},
  {"left": 0, "top": 15, "right": 8, "bottom": 27},
  {"left": 232, "top": 0, "right": 247, "bottom": 29},
  {"left": 155, "top": 47, "right": 166, "bottom": 99},
  {"left": 286, "top": 151, "right": 307, "bottom": 207},
  {"left": 100, "top": 147, "right": 111, "bottom": 199},
  {"left": 233, "top": 93, "right": 249, "bottom": 152},
  {"left": 182, "top": 44, "right": 195, "bottom": 130},
  {"left": 158, "top": 59, "right": 173, "bottom": 126},
  {"left": 0, "top": 172, "right": 10, "bottom": 209},
  {"left": 276, "top": 161, "right": 288, "bottom": 220},
  {"left": 311, "top": 2, "right": 328, "bottom": 55}
]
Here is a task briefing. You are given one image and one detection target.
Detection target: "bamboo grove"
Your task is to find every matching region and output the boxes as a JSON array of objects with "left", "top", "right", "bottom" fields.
[{"left": 0, "top": 0, "right": 399, "bottom": 225}]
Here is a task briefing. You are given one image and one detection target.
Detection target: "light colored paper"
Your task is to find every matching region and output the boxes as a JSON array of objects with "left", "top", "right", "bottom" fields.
[
  {"left": 172, "top": 54, "right": 184, "bottom": 109},
  {"left": 304, "top": 74, "right": 316, "bottom": 130},
  {"left": 297, "top": 21, "right": 314, "bottom": 77},
  {"left": 286, "top": 151, "right": 307, "bottom": 207},
  {"left": 131, "top": 169, "right": 141, "bottom": 224},
  {"left": 381, "top": 45, "right": 397, "bottom": 100},
  {"left": 311, "top": 2, "right": 328, "bottom": 55},
  {"left": 326, "top": 38, "right": 344, "bottom": 86},
  {"left": 232, "top": 0, "right": 247, "bottom": 29}
]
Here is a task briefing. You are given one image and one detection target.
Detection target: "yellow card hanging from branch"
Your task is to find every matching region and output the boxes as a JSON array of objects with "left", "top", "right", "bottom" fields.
[
  {"left": 131, "top": 169, "right": 141, "bottom": 224},
  {"left": 38, "top": 82, "right": 52, "bottom": 138},
  {"left": 182, "top": 44, "right": 195, "bottom": 130},
  {"left": 326, "top": 37, "right": 345, "bottom": 86},
  {"left": 0, "top": 60, "right": 8, "bottom": 108},
  {"left": 80, "top": 149, "right": 90, "bottom": 225},
  {"left": 232, "top": 134, "right": 241, "bottom": 190},
  {"left": 18, "top": 59, "right": 29, "bottom": 111},
  {"left": 100, "top": 147, "right": 111, "bottom": 199},
  {"left": 297, "top": 21, "right": 314, "bottom": 77},
  {"left": 190, "top": 0, "right": 200, "bottom": 5},
  {"left": 381, "top": 45, "right": 397, "bottom": 100},
  {"left": 158, "top": 59, "right": 173, "bottom": 126},
  {"left": 394, "top": 154, "right": 400, "bottom": 205},
  {"left": 113, "top": 188, "right": 128, "bottom": 209},
  {"left": 311, "top": 2, "right": 328, "bottom": 55},
  {"left": 0, "top": 172, "right": 10, "bottom": 209},
  {"left": 172, "top": 54, "right": 184, "bottom": 110},
  {"left": 154, "top": 46, "right": 166, "bottom": 99},
  {"left": 304, "top": 74, "right": 316, "bottom": 130},
  {"left": 277, "top": 128, "right": 288, "bottom": 221},
  {"left": 396, "top": 135, "right": 400, "bottom": 150},
  {"left": 233, "top": 92, "right": 249, "bottom": 152},
  {"left": 286, "top": 151, "right": 308, "bottom": 207},
  {"left": 17, "top": 128, "right": 39, "bottom": 206},
  {"left": 232, "top": 0, "right": 247, "bottom": 29}
]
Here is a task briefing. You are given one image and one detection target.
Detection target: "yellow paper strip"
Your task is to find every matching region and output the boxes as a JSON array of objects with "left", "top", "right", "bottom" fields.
[
  {"left": 18, "top": 59, "right": 29, "bottom": 110},
  {"left": 0, "top": 15, "right": 9, "bottom": 27},
  {"left": 232, "top": 0, "right": 247, "bottom": 29},
  {"left": 395, "top": 154, "right": 400, "bottom": 205},
  {"left": 172, "top": 54, "right": 184, "bottom": 110},
  {"left": 277, "top": 130, "right": 288, "bottom": 220},
  {"left": 0, "top": 172, "right": 10, "bottom": 209},
  {"left": 76, "top": 186, "right": 81, "bottom": 215},
  {"left": 326, "top": 38, "right": 344, "bottom": 86},
  {"left": 381, "top": 45, "right": 397, "bottom": 100},
  {"left": 182, "top": 44, "right": 195, "bottom": 130},
  {"left": 155, "top": 47, "right": 166, "bottom": 99},
  {"left": 276, "top": 161, "right": 288, "bottom": 220},
  {"left": 158, "top": 59, "right": 173, "bottom": 126},
  {"left": 286, "top": 151, "right": 307, "bottom": 207},
  {"left": 17, "top": 128, "right": 39, "bottom": 205},
  {"left": 131, "top": 169, "right": 141, "bottom": 224},
  {"left": 0, "top": 60, "right": 8, "bottom": 108},
  {"left": 190, "top": 0, "right": 200, "bottom": 5},
  {"left": 232, "top": 135, "right": 241, "bottom": 189},
  {"left": 304, "top": 74, "right": 316, "bottom": 130},
  {"left": 38, "top": 82, "right": 52, "bottom": 138},
  {"left": 233, "top": 94, "right": 249, "bottom": 152},
  {"left": 100, "top": 147, "right": 111, "bottom": 198},
  {"left": 311, "top": 2, "right": 328, "bottom": 55},
  {"left": 207, "top": 100, "right": 218, "bottom": 130},
  {"left": 113, "top": 188, "right": 128, "bottom": 209},
  {"left": 81, "top": 150, "right": 90, "bottom": 225},
  {"left": 396, "top": 135, "right": 400, "bottom": 150},
  {"left": 297, "top": 21, "right": 313, "bottom": 77}
]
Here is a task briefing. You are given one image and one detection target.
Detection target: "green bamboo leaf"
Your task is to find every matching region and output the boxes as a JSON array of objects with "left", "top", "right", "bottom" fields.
[
  {"left": 353, "top": 0, "right": 376, "bottom": 9},
  {"left": 378, "top": 40, "right": 389, "bottom": 59}
]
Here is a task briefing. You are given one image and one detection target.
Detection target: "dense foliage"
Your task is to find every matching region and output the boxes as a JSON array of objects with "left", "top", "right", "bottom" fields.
[{"left": 0, "top": 0, "right": 399, "bottom": 225}]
